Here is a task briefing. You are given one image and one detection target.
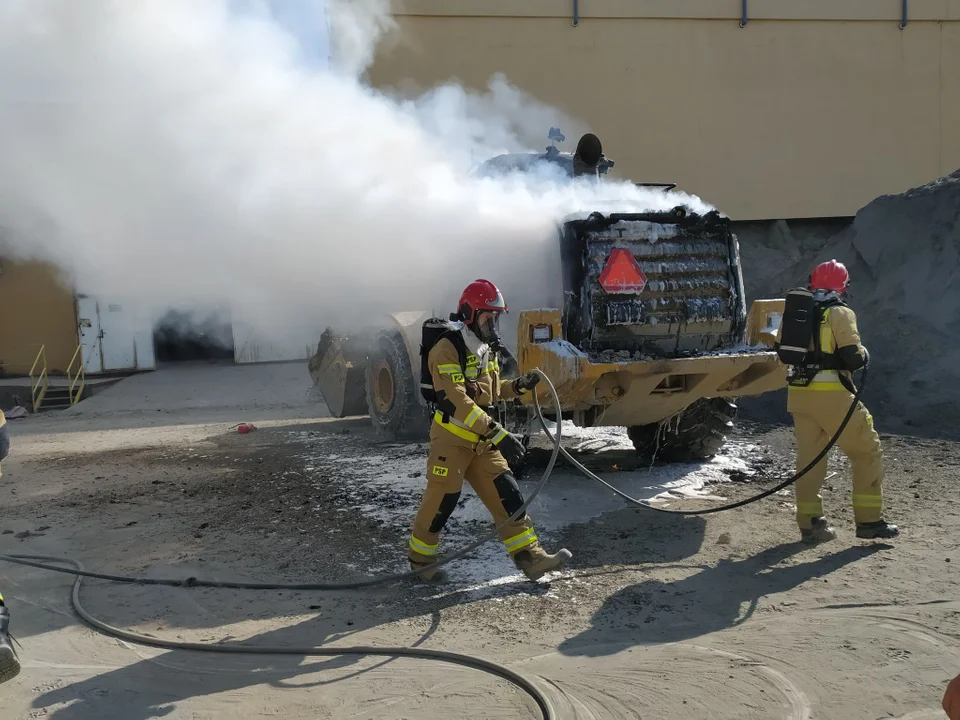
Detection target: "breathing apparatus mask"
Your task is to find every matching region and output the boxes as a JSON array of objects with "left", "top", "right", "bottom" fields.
[
  {"left": 473, "top": 310, "right": 502, "bottom": 346},
  {"left": 472, "top": 310, "right": 520, "bottom": 376}
]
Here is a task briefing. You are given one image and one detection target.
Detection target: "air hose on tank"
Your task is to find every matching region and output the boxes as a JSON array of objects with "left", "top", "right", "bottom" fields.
[{"left": 0, "top": 355, "right": 867, "bottom": 719}]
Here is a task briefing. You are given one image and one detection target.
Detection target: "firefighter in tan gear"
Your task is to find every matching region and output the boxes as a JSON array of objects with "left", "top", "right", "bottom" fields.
[
  {"left": 0, "top": 409, "right": 22, "bottom": 683},
  {"left": 775, "top": 260, "right": 899, "bottom": 544},
  {"left": 408, "top": 279, "right": 573, "bottom": 582}
]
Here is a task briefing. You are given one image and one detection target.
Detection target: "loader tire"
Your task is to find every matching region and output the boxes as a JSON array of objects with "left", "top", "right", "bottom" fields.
[
  {"left": 627, "top": 398, "right": 737, "bottom": 463},
  {"left": 365, "top": 330, "right": 430, "bottom": 442}
]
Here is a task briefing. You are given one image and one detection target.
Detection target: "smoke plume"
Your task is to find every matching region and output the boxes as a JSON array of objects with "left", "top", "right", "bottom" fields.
[{"left": 0, "top": 0, "right": 713, "bottom": 351}]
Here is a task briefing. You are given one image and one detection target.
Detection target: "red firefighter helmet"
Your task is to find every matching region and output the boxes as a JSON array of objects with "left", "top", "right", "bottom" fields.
[
  {"left": 809, "top": 259, "right": 850, "bottom": 293},
  {"left": 458, "top": 279, "right": 508, "bottom": 325}
]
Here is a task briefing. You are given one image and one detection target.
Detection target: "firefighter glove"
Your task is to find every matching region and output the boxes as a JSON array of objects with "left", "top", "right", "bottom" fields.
[
  {"left": 488, "top": 422, "right": 526, "bottom": 467},
  {"left": 513, "top": 372, "right": 541, "bottom": 394}
]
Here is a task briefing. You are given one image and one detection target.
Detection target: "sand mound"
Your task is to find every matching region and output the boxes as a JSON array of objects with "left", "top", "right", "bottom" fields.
[{"left": 742, "top": 170, "right": 960, "bottom": 435}]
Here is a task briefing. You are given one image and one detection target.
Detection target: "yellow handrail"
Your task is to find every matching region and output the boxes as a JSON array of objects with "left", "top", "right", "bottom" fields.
[
  {"left": 30, "top": 345, "right": 49, "bottom": 412},
  {"left": 66, "top": 344, "right": 86, "bottom": 405}
]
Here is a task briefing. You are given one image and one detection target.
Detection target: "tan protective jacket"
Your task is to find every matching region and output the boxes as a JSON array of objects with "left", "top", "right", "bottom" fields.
[{"left": 428, "top": 331, "right": 525, "bottom": 446}]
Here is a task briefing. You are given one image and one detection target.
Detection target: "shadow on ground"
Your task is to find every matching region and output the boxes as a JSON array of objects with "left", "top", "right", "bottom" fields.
[
  {"left": 28, "top": 578, "right": 550, "bottom": 720},
  {"left": 23, "top": 542, "right": 888, "bottom": 719},
  {"left": 558, "top": 542, "right": 890, "bottom": 655}
]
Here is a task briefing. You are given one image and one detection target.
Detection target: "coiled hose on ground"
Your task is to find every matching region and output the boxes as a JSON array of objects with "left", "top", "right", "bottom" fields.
[{"left": 0, "top": 357, "right": 867, "bottom": 720}]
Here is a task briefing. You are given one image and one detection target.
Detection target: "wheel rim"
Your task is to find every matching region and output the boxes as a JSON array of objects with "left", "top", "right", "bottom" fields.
[{"left": 373, "top": 360, "right": 395, "bottom": 414}]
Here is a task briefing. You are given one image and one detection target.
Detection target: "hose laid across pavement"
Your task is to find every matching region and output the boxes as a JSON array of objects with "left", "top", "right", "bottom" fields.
[
  {"left": 0, "top": 358, "right": 867, "bottom": 719},
  {"left": 0, "top": 368, "right": 570, "bottom": 720},
  {"left": 4, "top": 554, "right": 553, "bottom": 717}
]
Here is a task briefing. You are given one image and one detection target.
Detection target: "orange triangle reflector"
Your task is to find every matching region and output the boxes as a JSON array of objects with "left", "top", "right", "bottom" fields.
[{"left": 598, "top": 248, "right": 648, "bottom": 294}]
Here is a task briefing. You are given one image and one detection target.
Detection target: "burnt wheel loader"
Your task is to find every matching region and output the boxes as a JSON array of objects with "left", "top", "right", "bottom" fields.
[{"left": 308, "top": 131, "right": 787, "bottom": 466}]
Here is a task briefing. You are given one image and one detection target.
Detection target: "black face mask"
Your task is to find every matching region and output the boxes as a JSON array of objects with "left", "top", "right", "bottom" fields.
[{"left": 474, "top": 313, "right": 501, "bottom": 345}]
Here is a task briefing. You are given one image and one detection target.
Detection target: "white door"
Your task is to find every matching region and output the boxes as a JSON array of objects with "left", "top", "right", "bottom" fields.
[
  {"left": 76, "top": 296, "right": 102, "bottom": 375},
  {"left": 97, "top": 299, "right": 137, "bottom": 371}
]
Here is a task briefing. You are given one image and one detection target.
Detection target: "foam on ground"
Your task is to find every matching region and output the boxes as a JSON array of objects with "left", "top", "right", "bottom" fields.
[{"left": 294, "top": 421, "right": 758, "bottom": 593}]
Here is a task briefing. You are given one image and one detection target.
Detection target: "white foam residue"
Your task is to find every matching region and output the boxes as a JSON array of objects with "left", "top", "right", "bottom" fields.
[
  {"left": 539, "top": 339, "right": 587, "bottom": 359},
  {"left": 292, "top": 420, "right": 753, "bottom": 594}
]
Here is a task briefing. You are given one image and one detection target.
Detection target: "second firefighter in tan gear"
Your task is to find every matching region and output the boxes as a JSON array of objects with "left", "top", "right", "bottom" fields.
[
  {"left": 776, "top": 259, "right": 899, "bottom": 544},
  {"left": 409, "top": 279, "right": 572, "bottom": 582}
]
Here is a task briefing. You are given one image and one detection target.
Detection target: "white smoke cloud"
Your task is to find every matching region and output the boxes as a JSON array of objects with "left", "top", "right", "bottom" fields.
[{"left": 0, "top": 0, "right": 713, "bottom": 351}]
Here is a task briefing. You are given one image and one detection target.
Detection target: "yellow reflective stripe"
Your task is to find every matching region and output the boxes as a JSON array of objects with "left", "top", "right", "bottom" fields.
[
  {"left": 437, "top": 363, "right": 462, "bottom": 375},
  {"left": 821, "top": 308, "right": 835, "bottom": 354},
  {"left": 796, "top": 502, "right": 823, "bottom": 513},
  {"left": 485, "top": 360, "right": 497, "bottom": 372},
  {"left": 466, "top": 354, "right": 480, "bottom": 367},
  {"left": 440, "top": 411, "right": 482, "bottom": 433},
  {"left": 491, "top": 427, "right": 509, "bottom": 445},
  {"left": 504, "top": 528, "right": 538, "bottom": 552},
  {"left": 852, "top": 494, "right": 883, "bottom": 508},
  {"left": 433, "top": 411, "right": 482, "bottom": 442},
  {"left": 791, "top": 383, "right": 845, "bottom": 392},
  {"left": 409, "top": 536, "right": 438, "bottom": 556},
  {"left": 465, "top": 406, "right": 483, "bottom": 428}
]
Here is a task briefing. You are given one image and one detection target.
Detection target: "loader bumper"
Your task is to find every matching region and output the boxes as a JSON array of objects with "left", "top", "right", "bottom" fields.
[{"left": 515, "top": 307, "right": 787, "bottom": 427}]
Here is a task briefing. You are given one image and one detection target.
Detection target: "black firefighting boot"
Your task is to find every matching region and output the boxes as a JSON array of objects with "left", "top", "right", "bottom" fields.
[
  {"left": 855, "top": 520, "right": 900, "bottom": 540},
  {"left": 409, "top": 559, "right": 449, "bottom": 584},
  {"left": 800, "top": 516, "right": 837, "bottom": 545},
  {"left": 0, "top": 604, "right": 21, "bottom": 685},
  {"left": 512, "top": 546, "right": 572, "bottom": 581}
]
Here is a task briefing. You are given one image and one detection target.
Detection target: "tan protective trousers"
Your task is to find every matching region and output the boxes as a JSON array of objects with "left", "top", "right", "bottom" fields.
[
  {"left": 788, "top": 387, "right": 885, "bottom": 529},
  {"left": 408, "top": 425, "right": 539, "bottom": 564}
]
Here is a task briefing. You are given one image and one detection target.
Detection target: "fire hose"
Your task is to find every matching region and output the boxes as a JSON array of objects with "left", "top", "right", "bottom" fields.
[
  {"left": 540, "top": 350, "right": 869, "bottom": 515},
  {"left": 0, "top": 355, "right": 868, "bottom": 720}
]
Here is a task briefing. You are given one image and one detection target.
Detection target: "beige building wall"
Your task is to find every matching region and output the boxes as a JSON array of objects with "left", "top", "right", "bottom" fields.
[
  {"left": 0, "top": 259, "right": 78, "bottom": 376},
  {"left": 370, "top": 0, "right": 960, "bottom": 220}
]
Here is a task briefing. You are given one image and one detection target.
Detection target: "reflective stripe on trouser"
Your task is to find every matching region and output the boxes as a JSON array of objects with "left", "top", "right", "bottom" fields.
[
  {"left": 433, "top": 411, "right": 482, "bottom": 443},
  {"left": 788, "top": 387, "right": 885, "bottom": 529},
  {"left": 409, "top": 428, "right": 539, "bottom": 564},
  {"left": 432, "top": 412, "right": 507, "bottom": 447}
]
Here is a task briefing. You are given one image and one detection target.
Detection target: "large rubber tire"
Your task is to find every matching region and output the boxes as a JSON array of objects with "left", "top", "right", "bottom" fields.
[
  {"left": 627, "top": 398, "right": 737, "bottom": 464},
  {"left": 364, "top": 331, "right": 430, "bottom": 442}
]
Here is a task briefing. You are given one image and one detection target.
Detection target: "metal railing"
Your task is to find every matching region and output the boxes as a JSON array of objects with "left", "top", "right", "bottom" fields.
[
  {"left": 66, "top": 344, "right": 86, "bottom": 406},
  {"left": 29, "top": 345, "right": 49, "bottom": 412}
]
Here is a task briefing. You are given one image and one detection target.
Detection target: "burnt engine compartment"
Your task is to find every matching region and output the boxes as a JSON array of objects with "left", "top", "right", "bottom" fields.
[{"left": 560, "top": 208, "right": 748, "bottom": 358}]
